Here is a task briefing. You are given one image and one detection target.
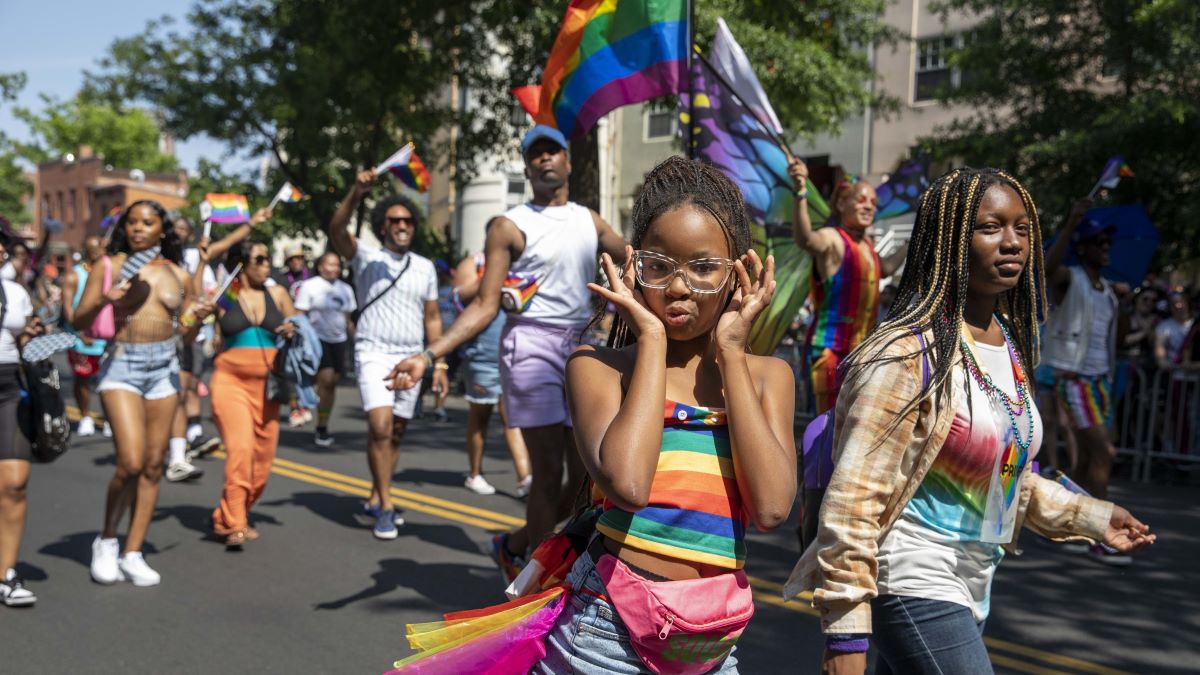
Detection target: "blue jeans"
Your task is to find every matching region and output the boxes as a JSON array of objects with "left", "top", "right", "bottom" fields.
[
  {"left": 871, "top": 595, "right": 991, "bottom": 675},
  {"left": 535, "top": 551, "right": 740, "bottom": 675}
]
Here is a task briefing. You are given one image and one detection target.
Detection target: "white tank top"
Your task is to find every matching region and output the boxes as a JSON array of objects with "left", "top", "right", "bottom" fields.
[{"left": 504, "top": 201, "right": 598, "bottom": 327}]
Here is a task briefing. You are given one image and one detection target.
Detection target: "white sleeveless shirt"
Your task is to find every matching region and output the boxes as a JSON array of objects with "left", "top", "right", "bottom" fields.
[{"left": 504, "top": 201, "right": 598, "bottom": 328}]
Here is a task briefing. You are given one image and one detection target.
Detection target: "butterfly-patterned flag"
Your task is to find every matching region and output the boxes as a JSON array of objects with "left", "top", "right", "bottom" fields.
[
  {"left": 679, "top": 52, "right": 830, "bottom": 356},
  {"left": 874, "top": 156, "right": 930, "bottom": 222}
]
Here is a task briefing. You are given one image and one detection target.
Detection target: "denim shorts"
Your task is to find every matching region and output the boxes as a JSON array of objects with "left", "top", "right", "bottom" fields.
[
  {"left": 535, "top": 550, "right": 739, "bottom": 675},
  {"left": 97, "top": 339, "right": 181, "bottom": 401}
]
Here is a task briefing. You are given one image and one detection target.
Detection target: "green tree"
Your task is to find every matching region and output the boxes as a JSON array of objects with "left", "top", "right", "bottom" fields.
[
  {"left": 922, "top": 0, "right": 1200, "bottom": 265},
  {"left": 0, "top": 72, "right": 31, "bottom": 223},
  {"left": 14, "top": 92, "right": 178, "bottom": 172},
  {"left": 86, "top": 0, "right": 896, "bottom": 238}
]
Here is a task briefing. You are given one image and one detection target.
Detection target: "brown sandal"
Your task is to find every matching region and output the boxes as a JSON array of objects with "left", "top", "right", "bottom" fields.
[
  {"left": 225, "top": 530, "right": 247, "bottom": 549},
  {"left": 244, "top": 527, "right": 260, "bottom": 541}
]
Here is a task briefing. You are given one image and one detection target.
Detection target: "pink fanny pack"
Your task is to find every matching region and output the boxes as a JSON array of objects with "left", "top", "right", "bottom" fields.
[{"left": 595, "top": 554, "right": 754, "bottom": 675}]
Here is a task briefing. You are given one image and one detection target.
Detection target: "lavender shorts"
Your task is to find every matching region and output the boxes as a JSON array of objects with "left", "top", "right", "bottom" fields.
[{"left": 499, "top": 318, "right": 584, "bottom": 429}]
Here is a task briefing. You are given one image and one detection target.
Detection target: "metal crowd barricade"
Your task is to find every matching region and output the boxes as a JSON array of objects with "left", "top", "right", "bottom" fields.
[
  {"left": 1139, "top": 368, "right": 1200, "bottom": 481},
  {"left": 1114, "top": 365, "right": 1152, "bottom": 479}
]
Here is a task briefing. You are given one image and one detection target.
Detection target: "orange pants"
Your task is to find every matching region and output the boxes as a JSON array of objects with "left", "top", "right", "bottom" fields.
[
  {"left": 809, "top": 347, "right": 845, "bottom": 415},
  {"left": 210, "top": 349, "right": 280, "bottom": 535}
]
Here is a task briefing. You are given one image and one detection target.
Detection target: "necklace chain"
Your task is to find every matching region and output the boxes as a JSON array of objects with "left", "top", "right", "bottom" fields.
[{"left": 959, "top": 318, "right": 1034, "bottom": 451}]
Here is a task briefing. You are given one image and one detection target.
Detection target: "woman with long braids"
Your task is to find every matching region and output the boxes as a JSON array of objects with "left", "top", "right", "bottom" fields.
[
  {"left": 73, "top": 201, "right": 213, "bottom": 587},
  {"left": 784, "top": 168, "right": 1155, "bottom": 674},
  {"left": 533, "top": 157, "right": 796, "bottom": 673}
]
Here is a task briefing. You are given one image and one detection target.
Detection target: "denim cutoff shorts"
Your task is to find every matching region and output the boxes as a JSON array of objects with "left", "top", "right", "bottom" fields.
[{"left": 97, "top": 338, "right": 181, "bottom": 400}]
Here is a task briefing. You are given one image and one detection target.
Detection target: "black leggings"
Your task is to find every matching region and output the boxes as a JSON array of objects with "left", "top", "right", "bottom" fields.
[{"left": 0, "top": 364, "right": 31, "bottom": 462}]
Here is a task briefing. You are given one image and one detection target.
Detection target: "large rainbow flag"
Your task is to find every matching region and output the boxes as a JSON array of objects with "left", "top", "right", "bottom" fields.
[
  {"left": 204, "top": 193, "right": 251, "bottom": 224},
  {"left": 524, "top": 0, "right": 688, "bottom": 140}
]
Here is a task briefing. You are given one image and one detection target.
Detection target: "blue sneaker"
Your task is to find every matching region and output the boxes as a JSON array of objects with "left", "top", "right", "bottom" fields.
[
  {"left": 363, "top": 502, "right": 405, "bottom": 525},
  {"left": 373, "top": 509, "right": 399, "bottom": 540}
]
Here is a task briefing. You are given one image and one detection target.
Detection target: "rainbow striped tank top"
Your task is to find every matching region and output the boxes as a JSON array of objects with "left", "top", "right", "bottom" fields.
[
  {"left": 805, "top": 226, "right": 882, "bottom": 354},
  {"left": 595, "top": 400, "right": 746, "bottom": 570}
]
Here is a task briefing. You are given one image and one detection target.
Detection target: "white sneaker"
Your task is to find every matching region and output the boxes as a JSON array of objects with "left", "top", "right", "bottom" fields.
[
  {"left": 1, "top": 568, "right": 36, "bottom": 607},
  {"left": 77, "top": 416, "right": 96, "bottom": 437},
  {"left": 516, "top": 475, "right": 533, "bottom": 499},
  {"left": 165, "top": 460, "right": 203, "bottom": 482},
  {"left": 464, "top": 474, "right": 497, "bottom": 495},
  {"left": 118, "top": 552, "right": 161, "bottom": 587},
  {"left": 90, "top": 536, "right": 124, "bottom": 585},
  {"left": 102, "top": 422, "right": 113, "bottom": 438}
]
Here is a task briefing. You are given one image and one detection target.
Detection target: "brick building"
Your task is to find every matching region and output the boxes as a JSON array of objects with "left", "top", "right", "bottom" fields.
[{"left": 33, "top": 145, "right": 189, "bottom": 251}]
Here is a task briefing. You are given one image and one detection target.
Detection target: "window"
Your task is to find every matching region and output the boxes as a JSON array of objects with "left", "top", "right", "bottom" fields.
[
  {"left": 644, "top": 108, "right": 677, "bottom": 140},
  {"left": 69, "top": 189, "right": 77, "bottom": 224},
  {"left": 915, "top": 35, "right": 956, "bottom": 102}
]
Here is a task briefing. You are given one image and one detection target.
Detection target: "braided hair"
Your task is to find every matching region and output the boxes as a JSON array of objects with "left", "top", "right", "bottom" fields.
[
  {"left": 604, "top": 156, "right": 752, "bottom": 348},
  {"left": 844, "top": 167, "right": 1046, "bottom": 427}
]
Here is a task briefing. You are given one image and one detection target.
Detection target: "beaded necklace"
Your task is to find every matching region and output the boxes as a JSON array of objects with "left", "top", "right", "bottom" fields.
[{"left": 959, "top": 317, "right": 1034, "bottom": 451}]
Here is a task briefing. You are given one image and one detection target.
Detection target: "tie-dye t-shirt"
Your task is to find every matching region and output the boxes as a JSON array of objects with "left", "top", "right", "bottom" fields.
[{"left": 877, "top": 340, "right": 1043, "bottom": 620}]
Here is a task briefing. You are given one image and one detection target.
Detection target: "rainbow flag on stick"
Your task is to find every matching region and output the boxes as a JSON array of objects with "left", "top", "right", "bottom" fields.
[
  {"left": 205, "top": 193, "right": 251, "bottom": 224},
  {"left": 214, "top": 264, "right": 242, "bottom": 312},
  {"left": 514, "top": 0, "right": 689, "bottom": 140},
  {"left": 1087, "top": 155, "right": 1135, "bottom": 198},
  {"left": 267, "top": 182, "right": 308, "bottom": 209}
]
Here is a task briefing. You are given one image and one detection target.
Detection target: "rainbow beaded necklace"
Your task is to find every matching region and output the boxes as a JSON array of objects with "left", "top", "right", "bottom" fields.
[{"left": 959, "top": 317, "right": 1035, "bottom": 451}]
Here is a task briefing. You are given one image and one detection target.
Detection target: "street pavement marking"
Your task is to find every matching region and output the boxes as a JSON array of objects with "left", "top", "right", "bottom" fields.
[{"left": 64, "top": 406, "right": 1129, "bottom": 675}]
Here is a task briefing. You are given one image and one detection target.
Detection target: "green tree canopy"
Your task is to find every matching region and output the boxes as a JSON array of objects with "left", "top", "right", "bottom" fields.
[
  {"left": 0, "top": 72, "right": 31, "bottom": 224},
  {"left": 14, "top": 93, "right": 178, "bottom": 173},
  {"left": 922, "top": 0, "right": 1200, "bottom": 266}
]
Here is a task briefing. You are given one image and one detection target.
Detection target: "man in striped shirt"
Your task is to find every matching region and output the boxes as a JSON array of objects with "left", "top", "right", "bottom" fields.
[{"left": 329, "top": 173, "right": 448, "bottom": 540}]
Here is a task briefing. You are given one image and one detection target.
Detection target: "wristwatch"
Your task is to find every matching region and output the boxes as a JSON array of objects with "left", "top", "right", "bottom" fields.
[
  {"left": 420, "top": 349, "right": 437, "bottom": 368},
  {"left": 794, "top": 189, "right": 808, "bottom": 200}
]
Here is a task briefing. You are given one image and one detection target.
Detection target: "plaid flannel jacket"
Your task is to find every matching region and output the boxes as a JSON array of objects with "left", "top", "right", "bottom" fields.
[{"left": 783, "top": 329, "right": 1113, "bottom": 634}]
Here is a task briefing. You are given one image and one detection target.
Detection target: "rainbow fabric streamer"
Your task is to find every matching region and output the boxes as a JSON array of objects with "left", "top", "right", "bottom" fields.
[
  {"left": 387, "top": 587, "right": 565, "bottom": 674},
  {"left": 522, "top": 0, "right": 688, "bottom": 140},
  {"left": 205, "top": 193, "right": 251, "bottom": 224},
  {"left": 387, "top": 148, "right": 431, "bottom": 193}
]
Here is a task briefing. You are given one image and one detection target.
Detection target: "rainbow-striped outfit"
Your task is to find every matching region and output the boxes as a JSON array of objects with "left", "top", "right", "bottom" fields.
[
  {"left": 595, "top": 401, "right": 746, "bottom": 570},
  {"left": 804, "top": 226, "right": 881, "bottom": 413}
]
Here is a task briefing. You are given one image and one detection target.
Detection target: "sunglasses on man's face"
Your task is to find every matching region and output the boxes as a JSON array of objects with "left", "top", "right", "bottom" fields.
[
  {"left": 251, "top": 255, "right": 271, "bottom": 266},
  {"left": 386, "top": 216, "right": 415, "bottom": 226}
]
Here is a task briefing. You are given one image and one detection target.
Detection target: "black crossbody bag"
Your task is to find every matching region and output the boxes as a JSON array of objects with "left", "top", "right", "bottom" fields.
[{"left": 351, "top": 255, "right": 411, "bottom": 324}]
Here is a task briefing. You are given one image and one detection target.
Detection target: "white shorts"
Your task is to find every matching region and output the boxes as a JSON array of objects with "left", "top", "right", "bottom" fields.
[{"left": 355, "top": 350, "right": 420, "bottom": 419}]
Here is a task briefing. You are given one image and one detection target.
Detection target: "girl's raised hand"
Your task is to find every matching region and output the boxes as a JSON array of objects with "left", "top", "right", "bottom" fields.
[
  {"left": 715, "top": 250, "right": 776, "bottom": 353},
  {"left": 587, "top": 245, "right": 665, "bottom": 340}
]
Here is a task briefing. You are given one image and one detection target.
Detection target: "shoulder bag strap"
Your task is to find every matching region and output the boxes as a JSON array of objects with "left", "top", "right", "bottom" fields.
[{"left": 357, "top": 255, "right": 412, "bottom": 319}]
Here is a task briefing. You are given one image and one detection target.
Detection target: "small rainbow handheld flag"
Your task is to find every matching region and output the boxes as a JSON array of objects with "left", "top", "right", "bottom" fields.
[
  {"left": 99, "top": 206, "right": 124, "bottom": 231},
  {"left": 1088, "top": 155, "right": 1135, "bottom": 197},
  {"left": 214, "top": 264, "right": 243, "bottom": 311},
  {"left": 267, "top": 182, "right": 308, "bottom": 209},
  {"left": 388, "top": 149, "right": 431, "bottom": 193},
  {"left": 205, "top": 193, "right": 251, "bottom": 224}
]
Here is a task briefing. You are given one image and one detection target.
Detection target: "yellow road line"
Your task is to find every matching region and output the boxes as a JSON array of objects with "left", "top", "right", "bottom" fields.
[{"left": 983, "top": 637, "right": 1131, "bottom": 675}]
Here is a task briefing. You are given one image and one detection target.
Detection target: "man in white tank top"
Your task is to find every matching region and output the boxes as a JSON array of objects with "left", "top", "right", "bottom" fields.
[
  {"left": 388, "top": 125, "right": 627, "bottom": 575},
  {"left": 1043, "top": 202, "right": 1127, "bottom": 565}
]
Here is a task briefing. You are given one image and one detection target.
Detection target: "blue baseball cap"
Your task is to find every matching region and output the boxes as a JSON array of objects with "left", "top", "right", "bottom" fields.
[
  {"left": 521, "top": 125, "right": 568, "bottom": 158},
  {"left": 1072, "top": 218, "right": 1116, "bottom": 244}
]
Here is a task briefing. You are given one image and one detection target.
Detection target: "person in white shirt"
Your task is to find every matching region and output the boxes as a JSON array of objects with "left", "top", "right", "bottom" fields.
[
  {"left": 294, "top": 251, "right": 357, "bottom": 447},
  {"left": 328, "top": 177, "right": 448, "bottom": 541},
  {"left": 0, "top": 230, "right": 46, "bottom": 606}
]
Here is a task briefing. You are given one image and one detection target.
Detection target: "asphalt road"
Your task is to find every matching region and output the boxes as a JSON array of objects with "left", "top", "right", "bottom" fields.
[{"left": 1, "top": 375, "right": 1195, "bottom": 674}]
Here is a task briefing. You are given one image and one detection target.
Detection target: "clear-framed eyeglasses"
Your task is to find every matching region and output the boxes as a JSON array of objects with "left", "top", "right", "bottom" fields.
[{"left": 633, "top": 250, "right": 735, "bottom": 294}]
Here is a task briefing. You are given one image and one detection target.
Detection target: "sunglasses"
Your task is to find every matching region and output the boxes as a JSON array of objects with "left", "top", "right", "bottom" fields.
[
  {"left": 386, "top": 216, "right": 415, "bottom": 226},
  {"left": 251, "top": 255, "right": 270, "bottom": 266}
]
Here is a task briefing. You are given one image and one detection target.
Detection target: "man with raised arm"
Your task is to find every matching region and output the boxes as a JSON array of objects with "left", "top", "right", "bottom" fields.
[
  {"left": 388, "top": 125, "right": 628, "bottom": 580},
  {"left": 328, "top": 178, "right": 446, "bottom": 541}
]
